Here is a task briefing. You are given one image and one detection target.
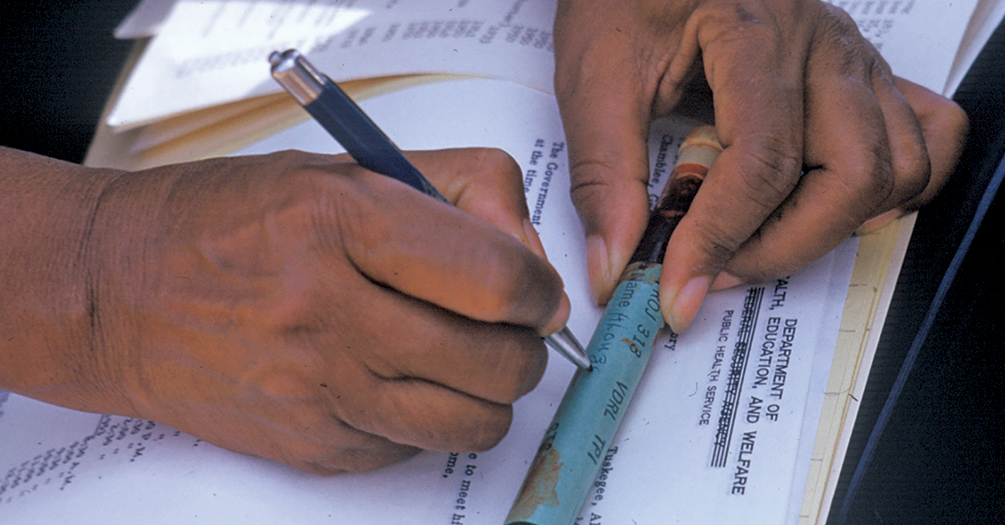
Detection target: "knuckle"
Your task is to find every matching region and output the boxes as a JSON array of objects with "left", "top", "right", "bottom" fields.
[
  {"left": 847, "top": 144, "right": 896, "bottom": 205},
  {"left": 469, "top": 147, "right": 521, "bottom": 175},
  {"left": 821, "top": 2, "right": 859, "bottom": 30},
  {"left": 489, "top": 332, "right": 548, "bottom": 403},
  {"left": 317, "top": 449, "right": 394, "bottom": 474},
  {"left": 690, "top": 0, "right": 784, "bottom": 46},
  {"left": 943, "top": 99, "right": 970, "bottom": 134},
  {"left": 476, "top": 256, "right": 529, "bottom": 321},
  {"left": 415, "top": 402, "right": 513, "bottom": 453},
  {"left": 265, "top": 148, "right": 312, "bottom": 165},
  {"left": 568, "top": 157, "right": 646, "bottom": 218},
  {"left": 726, "top": 251, "right": 805, "bottom": 287},
  {"left": 481, "top": 248, "right": 561, "bottom": 325},
  {"left": 553, "top": 37, "right": 626, "bottom": 103},
  {"left": 299, "top": 463, "right": 348, "bottom": 476},
  {"left": 813, "top": 4, "right": 882, "bottom": 77},
  {"left": 321, "top": 175, "right": 390, "bottom": 253},
  {"left": 569, "top": 156, "right": 620, "bottom": 191},
  {"left": 891, "top": 138, "right": 932, "bottom": 203},
  {"left": 568, "top": 161, "right": 612, "bottom": 211},
  {"left": 466, "top": 147, "right": 525, "bottom": 196},
  {"left": 269, "top": 149, "right": 349, "bottom": 177},
  {"left": 822, "top": 141, "right": 904, "bottom": 223},
  {"left": 463, "top": 405, "right": 514, "bottom": 452},
  {"left": 733, "top": 136, "right": 802, "bottom": 206},
  {"left": 689, "top": 218, "right": 745, "bottom": 270}
]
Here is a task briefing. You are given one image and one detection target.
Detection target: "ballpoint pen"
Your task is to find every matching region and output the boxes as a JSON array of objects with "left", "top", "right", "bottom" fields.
[{"left": 268, "top": 48, "right": 591, "bottom": 370}]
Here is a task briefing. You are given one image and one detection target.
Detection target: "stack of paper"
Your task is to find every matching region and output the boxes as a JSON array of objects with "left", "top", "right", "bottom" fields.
[
  {"left": 87, "top": 0, "right": 1002, "bottom": 171},
  {"left": 3, "top": 1, "right": 1002, "bottom": 524}
]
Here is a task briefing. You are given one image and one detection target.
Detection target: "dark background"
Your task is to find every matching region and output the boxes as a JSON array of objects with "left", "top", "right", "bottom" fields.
[
  {"left": 828, "top": 19, "right": 1005, "bottom": 524},
  {"left": 2, "top": 0, "right": 135, "bottom": 163},
  {"left": 3, "top": 2, "right": 1003, "bottom": 523}
]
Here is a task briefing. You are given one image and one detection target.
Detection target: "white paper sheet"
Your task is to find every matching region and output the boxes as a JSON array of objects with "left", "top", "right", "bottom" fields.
[
  {"left": 114, "top": 0, "right": 176, "bottom": 39},
  {"left": 107, "top": 0, "right": 558, "bottom": 128},
  {"left": 830, "top": 0, "right": 977, "bottom": 93},
  {"left": 106, "top": 0, "right": 982, "bottom": 129},
  {"left": 944, "top": 0, "right": 1005, "bottom": 94},
  {"left": 2, "top": 77, "right": 856, "bottom": 524}
]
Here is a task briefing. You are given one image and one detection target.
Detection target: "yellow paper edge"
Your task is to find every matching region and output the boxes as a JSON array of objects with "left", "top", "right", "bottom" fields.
[
  {"left": 798, "top": 212, "right": 916, "bottom": 525},
  {"left": 86, "top": 42, "right": 467, "bottom": 171}
]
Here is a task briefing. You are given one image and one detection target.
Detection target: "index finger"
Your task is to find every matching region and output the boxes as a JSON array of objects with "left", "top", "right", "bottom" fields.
[
  {"left": 326, "top": 153, "right": 568, "bottom": 334},
  {"left": 407, "top": 148, "right": 573, "bottom": 334}
]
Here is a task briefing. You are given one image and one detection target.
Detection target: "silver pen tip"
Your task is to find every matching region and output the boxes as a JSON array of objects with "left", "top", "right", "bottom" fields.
[{"left": 545, "top": 327, "right": 591, "bottom": 370}]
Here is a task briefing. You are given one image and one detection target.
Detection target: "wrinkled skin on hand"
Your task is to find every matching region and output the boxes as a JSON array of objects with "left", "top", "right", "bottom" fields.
[
  {"left": 554, "top": 0, "right": 968, "bottom": 332},
  {"left": 0, "top": 147, "right": 568, "bottom": 475}
]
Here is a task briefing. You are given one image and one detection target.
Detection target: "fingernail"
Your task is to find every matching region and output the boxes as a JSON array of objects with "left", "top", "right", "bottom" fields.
[
  {"left": 586, "top": 235, "right": 612, "bottom": 305},
  {"left": 857, "top": 209, "right": 905, "bottom": 235},
  {"left": 662, "top": 275, "right": 712, "bottom": 334},
  {"left": 711, "top": 271, "right": 743, "bottom": 291},
  {"left": 523, "top": 218, "right": 548, "bottom": 259}
]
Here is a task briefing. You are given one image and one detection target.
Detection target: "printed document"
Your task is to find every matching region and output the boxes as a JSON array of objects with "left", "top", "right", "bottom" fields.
[
  {"left": 3, "top": 78, "right": 855, "bottom": 524},
  {"left": 107, "top": 0, "right": 982, "bottom": 130}
]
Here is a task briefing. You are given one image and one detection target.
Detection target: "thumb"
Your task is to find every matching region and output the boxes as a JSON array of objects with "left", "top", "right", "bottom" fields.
[{"left": 555, "top": 43, "right": 654, "bottom": 305}]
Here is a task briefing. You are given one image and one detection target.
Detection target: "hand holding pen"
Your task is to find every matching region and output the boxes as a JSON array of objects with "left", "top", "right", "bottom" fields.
[
  {"left": 269, "top": 49, "right": 590, "bottom": 369},
  {"left": 2, "top": 145, "right": 569, "bottom": 476}
]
